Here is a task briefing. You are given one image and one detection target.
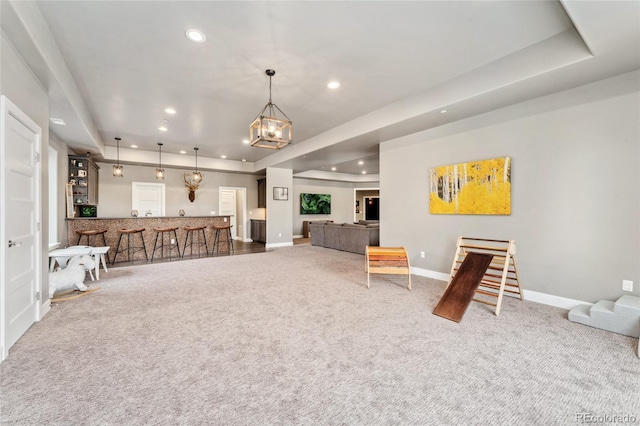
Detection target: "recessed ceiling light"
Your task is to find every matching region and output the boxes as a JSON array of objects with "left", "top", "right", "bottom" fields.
[
  {"left": 331, "top": 167, "right": 337, "bottom": 171},
  {"left": 221, "top": 155, "right": 227, "bottom": 159},
  {"left": 362, "top": 171, "right": 367, "bottom": 174},
  {"left": 180, "top": 150, "right": 187, "bottom": 154},
  {"left": 242, "top": 139, "right": 250, "bottom": 145},
  {"left": 50, "top": 118, "right": 66, "bottom": 125},
  {"left": 130, "top": 145, "right": 138, "bottom": 149},
  {"left": 327, "top": 81, "right": 341, "bottom": 89},
  {"left": 358, "top": 160, "right": 364, "bottom": 165},
  {"left": 440, "top": 109, "right": 448, "bottom": 114},
  {"left": 185, "top": 29, "right": 206, "bottom": 43},
  {"left": 242, "top": 158, "right": 247, "bottom": 162},
  {"left": 165, "top": 108, "right": 176, "bottom": 114},
  {"left": 158, "top": 126, "right": 168, "bottom": 132}
]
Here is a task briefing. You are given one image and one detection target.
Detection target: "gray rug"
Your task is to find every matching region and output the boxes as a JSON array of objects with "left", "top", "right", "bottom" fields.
[{"left": 1, "top": 245, "right": 638, "bottom": 425}]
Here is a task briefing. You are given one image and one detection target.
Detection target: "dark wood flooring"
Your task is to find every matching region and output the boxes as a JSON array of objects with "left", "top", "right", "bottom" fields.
[{"left": 109, "top": 238, "right": 310, "bottom": 269}]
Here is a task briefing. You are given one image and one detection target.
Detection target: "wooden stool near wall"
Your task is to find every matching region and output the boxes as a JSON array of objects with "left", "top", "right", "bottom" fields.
[
  {"left": 211, "top": 224, "right": 234, "bottom": 255},
  {"left": 112, "top": 228, "right": 148, "bottom": 264},
  {"left": 75, "top": 229, "right": 110, "bottom": 263},
  {"left": 151, "top": 227, "right": 181, "bottom": 261},
  {"left": 182, "top": 225, "right": 208, "bottom": 258}
]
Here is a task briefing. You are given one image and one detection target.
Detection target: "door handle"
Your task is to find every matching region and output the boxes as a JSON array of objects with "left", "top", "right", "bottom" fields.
[{"left": 8, "top": 240, "right": 22, "bottom": 248}]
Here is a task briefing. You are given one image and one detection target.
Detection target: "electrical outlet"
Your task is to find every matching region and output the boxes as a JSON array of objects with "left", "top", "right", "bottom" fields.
[
  {"left": 171, "top": 238, "right": 175, "bottom": 244},
  {"left": 278, "top": 233, "right": 282, "bottom": 237},
  {"left": 420, "top": 251, "right": 425, "bottom": 259},
  {"left": 223, "top": 217, "right": 227, "bottom": 222},
  {"left": 623, "top": 280, "right": 633, "bottom": 292}
]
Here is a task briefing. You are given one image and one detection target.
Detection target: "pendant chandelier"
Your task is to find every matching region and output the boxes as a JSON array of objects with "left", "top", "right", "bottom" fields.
[
  {"left": 113, "top": 137, "right": 123, "bottom": 177},
  {"left": 183, "top": 147, "right": 202, "bottom": 203},
  {"left": 249, "top": 69, "right": 292, "bottom": 149},
  {"left": 155, "top": 142, "right": 164, "bottom": 179},
  {"left": 184, "top": 147, "right": 202, "bottom": 183}
]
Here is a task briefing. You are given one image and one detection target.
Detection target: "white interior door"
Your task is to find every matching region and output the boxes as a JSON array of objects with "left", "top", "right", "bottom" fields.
[
  {"left": 219, "top": 189, "right": 237, "bottom": 239},
  {"left": 132, "top": 182, "right": 165, "bottom": 216},
  {"left": 1, "top": 96, "right": 41, "bottom": 361}
]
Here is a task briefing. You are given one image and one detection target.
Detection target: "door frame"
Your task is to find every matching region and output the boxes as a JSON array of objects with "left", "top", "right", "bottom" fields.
[
  {"left": 219, "top": 187, "right": 248, "bottom": 242},
  {"left": 353, "top": 187, "right": 379, "bottom": 222},
  {"left": 1, "top": 95, "right": 43, "bottom": 361}
]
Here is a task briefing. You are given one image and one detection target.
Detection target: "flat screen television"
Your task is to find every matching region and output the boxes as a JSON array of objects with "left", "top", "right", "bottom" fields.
[{"left": 300, "top": 193, "right": 331, "bottom": 214}]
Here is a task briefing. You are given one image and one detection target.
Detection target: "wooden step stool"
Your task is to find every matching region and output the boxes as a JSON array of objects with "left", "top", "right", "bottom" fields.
[{"left": 365, "top": 246, "right": 411, "bottom": 290}]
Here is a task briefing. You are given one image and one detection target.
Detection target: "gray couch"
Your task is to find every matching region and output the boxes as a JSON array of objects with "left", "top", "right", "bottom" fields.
[{"left": 309, "top": 222, "right": 379, "bottom": 255}]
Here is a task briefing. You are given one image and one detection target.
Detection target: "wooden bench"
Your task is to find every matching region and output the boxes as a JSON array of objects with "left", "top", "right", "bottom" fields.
[{"left": 365, "top": 246, "right": 411, "bottom": 290}]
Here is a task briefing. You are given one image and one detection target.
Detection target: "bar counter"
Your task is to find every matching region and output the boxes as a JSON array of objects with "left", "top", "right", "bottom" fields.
[{"left": 66, "top": 216, "right": 231, "bottom": 262}]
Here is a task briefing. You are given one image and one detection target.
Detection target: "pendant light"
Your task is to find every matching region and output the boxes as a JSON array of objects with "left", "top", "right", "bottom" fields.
[
  {"left": 249, "top": 69, "right": 292, "bottom": 149},
  {"left": 155, "top": 142, "right": 165, "bottom": 179},
  {"left": 113, "top": 137, "right": 123, "bottom": 177},
  {"left": 191, "top": 147, "right": 202, "bottom": 182}
]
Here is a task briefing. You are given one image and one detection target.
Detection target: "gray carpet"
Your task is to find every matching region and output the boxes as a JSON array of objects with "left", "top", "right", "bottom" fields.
[{"left": 1, "top": 245, "right": 638, "bottom": 425}]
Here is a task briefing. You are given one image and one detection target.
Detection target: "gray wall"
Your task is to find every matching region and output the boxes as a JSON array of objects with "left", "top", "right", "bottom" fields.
[
  {"left": 96, "top": 162, "right": 260, "bottom": 218},
  {"left": 266, "top": 167, "right": 293, "bottom": 246},
  {"left": 380, "top": 71, "right": 640, "bottom": 303},
  {"left": 292, "top": 178, "right": 358, "bottom": 235},
  {"left": 1, "top": 33, "right": 51, "bottom": 305}
]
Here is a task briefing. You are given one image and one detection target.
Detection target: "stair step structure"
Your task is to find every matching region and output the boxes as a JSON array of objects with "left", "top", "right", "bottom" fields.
[{"left": 568, "top": 295, "right": 640, "bottom": 358}]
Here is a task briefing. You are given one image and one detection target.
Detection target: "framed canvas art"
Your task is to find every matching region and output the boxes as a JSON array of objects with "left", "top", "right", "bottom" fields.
[{"left": 430, "top": 157, "right": 511, "bottom": 215}]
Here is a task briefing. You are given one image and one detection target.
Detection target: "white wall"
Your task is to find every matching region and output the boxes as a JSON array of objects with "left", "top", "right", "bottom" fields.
[
  {"left": 96, "top": 162, "right": 260, "bottom": 218},
  {"left": 380, "top": 71, "right": 640, "bottom": 303}
]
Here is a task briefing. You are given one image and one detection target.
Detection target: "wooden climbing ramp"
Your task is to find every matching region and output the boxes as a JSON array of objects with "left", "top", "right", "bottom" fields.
[
  {"left": 445, "top": 236, "right": 523, "bottom": 317},
  {"left": 433, "top": 252, "right": 494, "bottom": 322}
]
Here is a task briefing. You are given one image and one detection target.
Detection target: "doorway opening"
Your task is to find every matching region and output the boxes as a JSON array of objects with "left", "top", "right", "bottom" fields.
[
  {"left": 219, "top": 187, "right": 248, "bottom": 241},
  {"left": 353, "top": 187, "right": 380, "bottom": 222}
]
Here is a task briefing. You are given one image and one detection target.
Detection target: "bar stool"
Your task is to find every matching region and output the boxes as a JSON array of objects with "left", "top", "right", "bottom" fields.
[
  {"left": 76, "top": 229, "right": 108, "bottom": 247},
  {"left": 211, "top": 224, "right": 234, "bottom": 255},
  {"left": 76, "top": 229, "right": 109, "bottom": 264},
  {"left": 112, "top": 228, "right": 148, "bottom": 264},
  {"left": 182, "top": 225, "right": 208, "bottom": 258},
  {"left": 151, "top": 227, "right": 181, "bottom": 261}
]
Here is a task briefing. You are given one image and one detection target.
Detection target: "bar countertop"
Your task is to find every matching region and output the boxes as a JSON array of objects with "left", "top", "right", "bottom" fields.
[
  {"left": 66, "top": 215, "right": 232, "bottom": 261},
  {"left": 67, "top": 215, "right": 229, "bottom": 220}
]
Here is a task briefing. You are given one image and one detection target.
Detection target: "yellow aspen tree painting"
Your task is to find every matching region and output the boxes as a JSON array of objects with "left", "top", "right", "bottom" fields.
[{"left": 430, "top": 157, "right": 511, "bottom": 215}]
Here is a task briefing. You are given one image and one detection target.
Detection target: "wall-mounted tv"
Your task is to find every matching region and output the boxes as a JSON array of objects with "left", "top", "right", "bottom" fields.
[{"left": 300, "top": 193, "right": 331, "bottom": 215}]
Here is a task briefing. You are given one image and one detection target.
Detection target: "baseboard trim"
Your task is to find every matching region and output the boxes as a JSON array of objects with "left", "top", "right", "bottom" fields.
[
  {"left": 522, "top": 290, "right": 591, "bottom": 310},
  {"left": 410, "top": 267, "right": 450, "bottom": 282},
  {"left": 39, "top": 299, "right": 51, "bottom": 320},
  {"left": 410, "top": 267, "right": 589, "bottom": 310},
  {"left": 266, "top": 242, "right": 294, "bottom": 249}
]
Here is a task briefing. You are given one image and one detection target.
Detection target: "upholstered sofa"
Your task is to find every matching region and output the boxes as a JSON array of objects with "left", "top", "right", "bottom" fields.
[{"left": 309, "top": 221, "right": 379, "bottom": 255}]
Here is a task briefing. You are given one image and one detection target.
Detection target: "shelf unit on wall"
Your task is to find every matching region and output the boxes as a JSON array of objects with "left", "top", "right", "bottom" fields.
[
  {"left": 68, "top": 155, "right": 99, "bottom": 215},
  {"left": 257, "top": 178, "right": 266, "bottom": 208}
]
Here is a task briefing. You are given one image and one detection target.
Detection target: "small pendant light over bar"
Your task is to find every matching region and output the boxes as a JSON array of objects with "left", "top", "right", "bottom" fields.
[
  {"left": 183, "top": 147, "right": 202, "bottom": 202},
  {"left": 249, "top": 69, "right": 292, "bottom": 149},
  {"left": 156, "top": 142, "right": 164, "bottom": 179},
  {"left": 113, "top": 137, "right": 123, "bottom": 177}
]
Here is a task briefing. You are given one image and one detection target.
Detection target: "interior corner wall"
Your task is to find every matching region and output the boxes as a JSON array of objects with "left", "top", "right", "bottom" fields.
[
  {"left": 266, "top": 167, "right": 293, "bottom": 245},
  {"left": 380, "top": 71, "right": 640, "bottom": 303},
  {"left": 49, "top": 132, "right": 68, "bottom": 245},
  {"left": 292, "top": 178, "right": 357, "bottom": 235}
]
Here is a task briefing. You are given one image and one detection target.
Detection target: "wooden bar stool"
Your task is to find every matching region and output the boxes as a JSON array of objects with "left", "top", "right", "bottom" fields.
[
  {"left": 182, "top": 225, "right": 208, "bottom": 258},
  {"left": 75, "top": 229, "right": 110, "bottom": 263},
  {"left": 76, "top": 229, "right": 108, "bottom": 246},
  {"left": 211, "top": 224, "right": 234, "bottom": 255},
  {"left": 151, "top": 227, "right": 181, "bottom": 261},
  {"left": 112, "top": 228, "right": 148, "bottom": 264}
]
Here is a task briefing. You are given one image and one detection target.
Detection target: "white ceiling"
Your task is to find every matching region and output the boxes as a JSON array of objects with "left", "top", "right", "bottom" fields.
[{"left": 5, "top": 1, "right": 640, "bottom": 180}]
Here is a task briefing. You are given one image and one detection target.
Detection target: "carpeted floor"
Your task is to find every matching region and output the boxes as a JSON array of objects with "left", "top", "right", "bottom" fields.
[{"left": 1, "top": 245, "right": 638, "bottom": 425}]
